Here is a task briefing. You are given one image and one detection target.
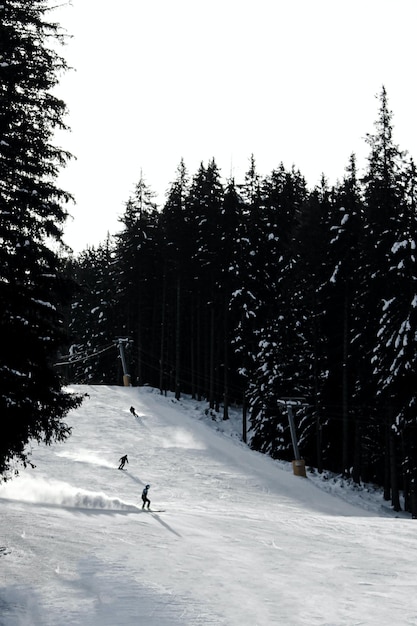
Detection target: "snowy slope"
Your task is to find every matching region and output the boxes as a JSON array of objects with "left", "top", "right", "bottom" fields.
[{"left": 0, "top": 385, "right": 416, "bottom": 626}]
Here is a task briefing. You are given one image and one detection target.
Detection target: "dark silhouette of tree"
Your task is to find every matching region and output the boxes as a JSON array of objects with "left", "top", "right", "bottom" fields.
[
  {"left": 0, "top": 1, "right": 82, "bottom": 478},
  {"left": 231, "top": 155, "right": 266, "bottom": 397},
  {"left": 217, "top": 178, "right": 246, "bottom": 418},
  {"left": 360, "top": 87, "right": 409, "bottom": 507},
  {"left": 115, "top": 174, "right": 160, "bottom": 386},
  {"left": 159, "top": 159, "right": 191, "bottom": 398},
  {"left": 322, "top": 155, "right": 364, "bottom": 478},
  {"left": 67, "top": 238, "right": 119, "bottom": 383},
  {"left": 187, "top": 159, "right": 225, "bottom": 408},
  {"left": 248, "top": 165, "right": 311, "bottom": 460}
]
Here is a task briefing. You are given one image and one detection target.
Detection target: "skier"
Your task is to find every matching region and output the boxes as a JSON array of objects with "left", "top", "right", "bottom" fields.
[
  {"left": 118, "top": 454, "right": 128, "bottom": 470},
  {"left": 142, "top": 484, "right": 151, "bottom": 509},
  {"left": 130, "top": 406, "right": 137, "bottom": 417}
]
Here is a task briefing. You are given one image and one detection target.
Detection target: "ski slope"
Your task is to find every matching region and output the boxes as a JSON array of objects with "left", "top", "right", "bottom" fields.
[{"left": 0, "top": 385, "right": 416, "bottom": 625}]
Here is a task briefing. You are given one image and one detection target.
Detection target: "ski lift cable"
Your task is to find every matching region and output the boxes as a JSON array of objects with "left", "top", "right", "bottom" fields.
[{"left": 54, "top": 343, "right": 115, "bottom": 367}]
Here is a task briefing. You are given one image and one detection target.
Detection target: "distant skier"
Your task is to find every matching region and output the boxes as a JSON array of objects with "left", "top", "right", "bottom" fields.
[
  {"left": 142, "top": 484, "right": 151, "bottom": 509},
  {"left": 118, "top": 454, "right": 128, "bottom": 470},
  {"left": 130, "top": 406, "right": 137, "bottom": 417}
]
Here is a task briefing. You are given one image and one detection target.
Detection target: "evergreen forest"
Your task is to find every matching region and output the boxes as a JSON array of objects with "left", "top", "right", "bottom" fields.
[{"left": 63, "top": 88, "right": 417, "bottom": 514}]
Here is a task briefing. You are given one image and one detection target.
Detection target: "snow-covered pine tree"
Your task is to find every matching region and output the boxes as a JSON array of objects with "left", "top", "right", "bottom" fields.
[
  {"left": 361, "top": 87, "right": 409, "bottom": 502},
  {"left": 115, "top": 174, "right": 160, "bottom": 386},
  {"left": 186, "top": 159, "right": 225, "bottom": 408},
  {"left": 217, "top": 177, "right": 246, "bottom": 418},
  {"left": 247, "top": 166, "right": 310, "bottom": 461},
  {"left": 0, "top": 1, "right": 82, "bottom": 477},
  {"left": 323, "top": 154, "right": 365, "bottom": 478},
  {"left": 283, "top": 176, "right": 334, "bottom": 467},
  {"left": 67, "top": 238, "right": 118, "bottom": 384},
  {"left": 371, "top": 154, "right": 417, "bottom": 511},
  {"left": 231, "top": 155, "right": 266, "bottom": 398},
  {"left": 159, "top": 159, "right": 191, "bottom": 398}
]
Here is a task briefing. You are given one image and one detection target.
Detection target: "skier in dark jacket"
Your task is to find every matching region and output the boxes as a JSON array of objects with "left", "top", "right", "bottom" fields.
[
  {"left": 142, "top": 484, "right": 151, "bottom": 509},
  {"left": 129, "top": 406, "right": 137, "bottom": 417},
  {"left": 118, "top": 454, "right": 128, "bottom": 470}
]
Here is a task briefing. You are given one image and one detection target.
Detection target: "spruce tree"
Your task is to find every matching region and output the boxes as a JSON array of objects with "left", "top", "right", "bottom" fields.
[
  {"left": 247, "top": 166, "right": 309, "bottom": 460},
  {"left": 324, "top": 155, "right": 364, "bottom": 478},
  {"left": 67, "top": 239, "right": 119, "bottom": 383},
  {"left": 360, "top": 87, "right": 408, "bottom": 496},
  {"left": 231, "top": 155, "right": 265, "bottom": 390},
  {"left": 187, "top": 159, "right": 225, "bottom": 408},
  {"left": 159, "top": 160, "right": 191, "bottom": 398},
  {"left": 370, "top": 153, "right": 417, "bottom": 509},
  {"left": 115, "top": 174, "right": 160, "bottom": 386},
  {"left": 218, "top": 178, "right": 246, "bottom": 417},
  {"left": 0, "top": 1, "right": 82, "bottom": 477},
  {"left": 284, "top": 177, "right": 334, "bottom": 465}
]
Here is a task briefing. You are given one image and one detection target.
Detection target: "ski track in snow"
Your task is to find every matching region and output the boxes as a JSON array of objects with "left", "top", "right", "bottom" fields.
[{"left": 0, "top": 384, "right": 417, "bottom": 625}]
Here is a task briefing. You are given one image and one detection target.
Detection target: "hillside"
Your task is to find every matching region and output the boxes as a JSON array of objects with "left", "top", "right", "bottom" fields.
[{"left": 0, "top": 385, "right": 416, "bottom": 625}]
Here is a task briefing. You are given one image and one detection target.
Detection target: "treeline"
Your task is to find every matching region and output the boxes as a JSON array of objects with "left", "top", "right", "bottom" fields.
[{"left": 64, "top": 88, "right": 417, "bottom": 513}]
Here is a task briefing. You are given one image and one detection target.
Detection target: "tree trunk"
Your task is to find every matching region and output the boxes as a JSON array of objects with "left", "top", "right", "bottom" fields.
[
  {"left": 410, "top": 478, "right": 417, "bottom": 519},
  {"left": 190, "top": 298, "right": 196, "bottom": 399},
  {"left": 316, "top": 413, "right": 323, "bottom": 474},
  {"left": 137, "top": 299, "right": 142, "bottom": 386},
  {"left": 175, "top": 275, "right": 181, "bottom": 400},
  {"left": 389, "top": 421, "right": 401, "bottom": 512},
  {"left": 342, "top": 290, "right": 349, "bottom": 476},
  {"left": 209, "top": 304, "right": 215, "bottom": 410},
  {"left": 352, "top": 416, "right": 361, "bottom": 485},
  {"left": 383, "top": 417, "right": 391, "bottom": 501},
  {"left": 223, "top": 295, "right": 229, "bottom": 421},
  {"left": 196, "top": 301, "right": 202, "bottom": 401},
  {"left": 158, "top": 271, "right": 167, "bottom": 395},
  {"left": 242, "top": 392, "right": 247, "bottom": 444}
]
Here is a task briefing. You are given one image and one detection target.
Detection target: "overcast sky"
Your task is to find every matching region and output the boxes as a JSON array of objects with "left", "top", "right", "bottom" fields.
[{"left": 53, "top": 0, "right": 417, "bottom": 253}]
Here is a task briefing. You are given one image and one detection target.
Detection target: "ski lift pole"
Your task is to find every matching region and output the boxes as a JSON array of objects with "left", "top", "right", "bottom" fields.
[
  {"left": 279, "top": 399, "right": 307, "bottom": 478},
  {"left": 287, "top": 405, "right": 301, "bottom": 461},
  {"left": 116, "top": 338, "right": 131, "bottom": 387}
]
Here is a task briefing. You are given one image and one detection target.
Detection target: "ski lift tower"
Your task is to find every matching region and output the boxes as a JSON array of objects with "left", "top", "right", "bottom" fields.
[
  {"left": 115, "top": 338, "right": 131, "bottom": 387},
  {"left": 277, "top": 398, "right": 309, "bottom": 477}
]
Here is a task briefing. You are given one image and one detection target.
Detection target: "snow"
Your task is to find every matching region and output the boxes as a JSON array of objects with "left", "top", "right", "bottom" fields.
[
  {"left": 1, "top": 385, "right": 417, "bottom": 625},
  {"left": 391, "top": 240, "right": 408, "bottom": 254},
  {"left": 30, "top": 299, "right": 56, "bottom": 310}
]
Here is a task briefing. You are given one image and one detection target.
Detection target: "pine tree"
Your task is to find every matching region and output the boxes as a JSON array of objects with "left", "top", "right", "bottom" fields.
[
  {"left": 371, "top": 154, "right": 417, "bottom": 510},
  {"left": 218, "top": 178, "right": 246, "bottom": 418},
  {"left": 159, "top": 160, "right": 191, "bottom": 398},
  {"left": 67, "top": 239, "right": 119, "bottom": 383},
  {"left": 0, "top": 1, "right": 82, "bottom": 477},
  {"left": 187, "top": 159, "right": 225, "bottom": 408},
  {"left": 360, "top": 87, "right": 409, "bottom": 499},
  {"left": 115, "top": 174, "right": 160, "bottom": 386},
  {"left": 247, "top": 166, "right": 309, "bottom": 460},
  {"left": 319, "top": 155, "right": 364, "bottom": 477},
  {"left": 231, "top": 155, "right": 266, "bottom": 389},
  {"left": 286, "top": 176, "right": 334, "bottom": 465}
]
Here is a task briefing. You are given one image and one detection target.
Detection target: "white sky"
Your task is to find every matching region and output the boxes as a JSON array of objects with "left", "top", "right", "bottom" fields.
[
  {"left": 1, "top": 384, "right": 415, "bottom": 624},
  {"left": 52, "top": 0, "right": 417, "bottom": 252}
]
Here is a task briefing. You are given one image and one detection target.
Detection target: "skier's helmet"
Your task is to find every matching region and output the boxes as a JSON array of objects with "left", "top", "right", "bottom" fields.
[{"left": 146, "top": 484, "right": 150, "bottom": 488}]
